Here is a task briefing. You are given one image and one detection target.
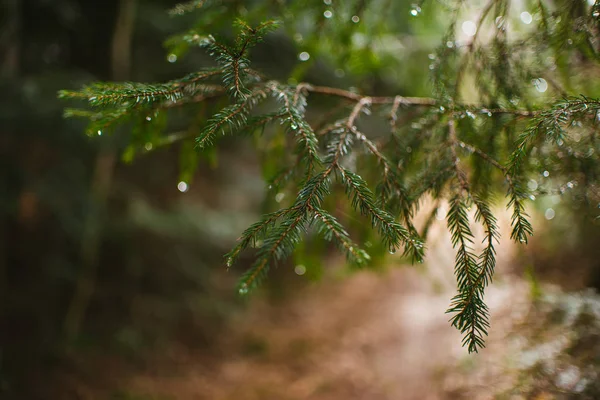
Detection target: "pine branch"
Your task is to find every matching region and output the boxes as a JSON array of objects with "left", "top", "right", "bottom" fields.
[
  {"left": 238, "top": 209, "right": 306, "bottom": 294},
  {"left": 505, "top": 97, "right": 600, "bottom": 243},
  {"left": 311, "top": 207, "right": 371, "bottom": 266},
  {"left": 446, "top": 193, "right": 490, "bottom": 353},
  {"left": 58, "top": 70, "right": 223, "bottom": 108},
  {"left": 200, "top": 20, "right": 279, "bottom": 100},
  {"left": 353, "top": 127, "right": 417, "bottom": 234},
  {"left": 237, "top": 170, "right": 331, "bottom": 292},
  {"left": 60, "top": 3, "right": 600, "bottom": 354},
  {"left": 225, "top": 208, "right": 290, "bottom": 268},
  {"left": 337, "top": 166, "right": 424, "bottom": 261},
  {"left": 269, "top": 83, "right": 321, "bottom": 177},
  {"left": 472, "top": 195, "right": 499, "bottom": 288},
  {"left": 195, "top": 88, "right": 268, "bottom": 149}
]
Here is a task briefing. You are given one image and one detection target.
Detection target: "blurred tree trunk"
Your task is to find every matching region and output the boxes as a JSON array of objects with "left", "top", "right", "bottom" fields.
[
  {"left": 0, "top": 0, "right": 21, "bottom": 333},
  {"left": 64, "top": 0, "right": 137, "bottom": 342},
  {"left": 111, "top": 0, "right": 137, "bottom": 81},
  {"left": 0, "top": 0, "right": 21, "bottom": 79}
]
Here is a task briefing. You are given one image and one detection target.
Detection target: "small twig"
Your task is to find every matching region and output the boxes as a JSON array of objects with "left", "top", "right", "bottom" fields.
[
  {"left": 307, "top": 85, "right": 438, "bottom": 106},
  {"left": 458, "top": 140, "right": 507, "bottom": 174},
  {"left": 389, "top": 95, "right": 404, "bottom": 130},
  {"left": 347, "top": 97, "right": 372, "bottom": 128},
  {"left": 448, "top": 118, "right": 470, "bottom": 192}
]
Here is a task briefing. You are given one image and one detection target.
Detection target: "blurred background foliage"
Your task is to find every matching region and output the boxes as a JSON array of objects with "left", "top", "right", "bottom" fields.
[{"left": 2, "top": 0, "right": 600, "bottom": 398}]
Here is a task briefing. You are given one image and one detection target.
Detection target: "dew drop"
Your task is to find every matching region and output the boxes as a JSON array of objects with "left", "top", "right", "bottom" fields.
[
  {"left": 298, "top": 52, "right": 310, "bottom": 62},
  {"left": 177, "top": 181, "right": 189, "bottom": 193},
  {"left": 167, "top": 53, "right": 178, "bottom": 63},
  {"left": 462, "top": 20, "right": 477, "bottom": 37},
  {"left": 97, "top": 130, "right": 102, "bottom": 136},
  {"left": 294, "top": 264, "right": 307, "bottom": 275},
  {"left": 146, "top": 116, "right": 152, "bottom": 121},
  {"left": 543, "top": 170, "right": 550, "bottom": 177},
  {"left": 323, "top": 10, "right": 333, "bottom": 18},
  {"left": 520, "top": 11, "right": 533, "bottom": 25},
  {"left": 410, "top": 4, "right": 421, "bottom": 16},
  {"left": 238, "top": 284, "right": 249, "bottom": 295},
  {"left": 351, "top": 15, "right": 360, "bottom": 23},
  {"left": 532, "top": 78, "right": 548, "bottom": 93},
  {"left": 389, "top": 248, "right": 397, "bottom": 255},
  {"left": 144, "top": 142, "right": 153, "bottom": 151},
  {"left": 527, "top": 179, "right": 538, "bottom": 191},
  {"left": 226, "top": 258, "right": 233, "bottom": 268},
  {"left": 545, "top": 208, "right": 555, "bottom": 220}
]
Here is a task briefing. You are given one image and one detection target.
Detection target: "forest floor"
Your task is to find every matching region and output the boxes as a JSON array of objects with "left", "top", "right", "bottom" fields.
[{"left": 110, "top": 209, "right": 534, "bottom": 400}]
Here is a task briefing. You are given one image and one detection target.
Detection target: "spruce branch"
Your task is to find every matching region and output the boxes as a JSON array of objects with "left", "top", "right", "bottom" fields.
[
  {"left": 238, "top": 209, "right": 307, "bottom": 294},
  {"left": 195, "top": 88, "right": 268, "bottom": 149},
  {"left": 446, "top": 193, "right": 490, "bottom": 353},
  {"left": 225, "top": 208, "right": 290, "bottom": 268},
  {"left": 237, "top": 170, "right": 332, "bottom": 292},
  {"left": 60, "top": 4, "right": 600, "bottom": 354},
  {"left": 199, "top": 20, "right": 279, "bottom": 100},
  {"left": 337, "top": 166, "right": 424, "bottom": 262},
  {"left": 472, "top": 195, "right": 499, "bottom": 289},
  {"left": 311, "top": 207, "right": 371, "bottom": 266},
  {"left": 269, "top": 83, "right": 321, "bottom": 177},
  {"left": 58, "top": 70, "right": 223, "bottom": 108}
]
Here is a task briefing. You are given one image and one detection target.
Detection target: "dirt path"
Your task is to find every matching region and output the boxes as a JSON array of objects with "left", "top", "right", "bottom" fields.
[{"left": 125, "top": 210, "right": 532, "bottom": 400}]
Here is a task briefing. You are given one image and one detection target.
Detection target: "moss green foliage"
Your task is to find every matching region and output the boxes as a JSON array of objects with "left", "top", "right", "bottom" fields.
[{"left": 60, "top": 0, "right": 600, "bottom": 352}]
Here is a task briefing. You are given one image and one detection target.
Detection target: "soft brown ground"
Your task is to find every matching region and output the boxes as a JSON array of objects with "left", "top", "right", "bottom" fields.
[{"left": 120, "top": 208, "right": 533, "bottom": 400}]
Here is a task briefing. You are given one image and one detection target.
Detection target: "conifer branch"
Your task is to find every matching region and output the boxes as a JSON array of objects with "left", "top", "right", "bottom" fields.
[
  {"left": 225, "top": 208, "right": 290, "bottom": 268},
  {"left": 58, "top": 70, "right": 223, "bottom": 108},
  {"left": 269, "top": 83, "right": 321, "bottom": 177},
  {"left": 446, "top": 193, "right": 490, "bottom": 353},
  {"left": 60, "top": 4, "right": 600, "bottom": 353},
  {"left": 337, "top": 167, "right": 424, "bottom": 261},
  {"left": 238, "top": 209, "right": 306, "bottom": 293},
  {"left": 195, "top": 88, "right": 268, "bottom": 149},
  {"left": 312, "top": 207, "right": 371, "bottom": 266},
  {"left": 238, "top": 170, "right": 331, "bottom": 292}
]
